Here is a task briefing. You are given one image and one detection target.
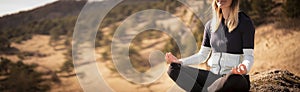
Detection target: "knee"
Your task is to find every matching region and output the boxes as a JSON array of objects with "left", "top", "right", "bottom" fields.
[
  {"left": 167, "top": 63, "right": 181, "bottom": 80},
  {"left": 167, "top": 63, "right": 181, "bottom": 74}
]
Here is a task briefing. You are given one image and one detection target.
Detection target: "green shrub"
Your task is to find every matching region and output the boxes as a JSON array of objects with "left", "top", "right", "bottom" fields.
[
  {"left": 283, "top": 0, "right": 300, "bottom": 18},
  {"left": 0, "top": 58, "right": 50, "bottom": 92},
  {"left": 249, "top": 0, "right": 276, "bottom": 25}
]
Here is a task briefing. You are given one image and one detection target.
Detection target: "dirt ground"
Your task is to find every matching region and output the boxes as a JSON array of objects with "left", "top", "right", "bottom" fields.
[{"left": 251, "top": 24, "right": 300, "bottom": 76}]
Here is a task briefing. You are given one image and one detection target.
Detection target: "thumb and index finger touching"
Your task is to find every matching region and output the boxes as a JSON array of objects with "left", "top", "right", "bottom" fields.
[{"left": 232, "top": 64, "right": 247, "bottom": 74}]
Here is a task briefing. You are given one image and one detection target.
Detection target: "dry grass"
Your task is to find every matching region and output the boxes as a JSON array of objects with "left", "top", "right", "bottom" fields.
[{"left": 251, "top": 23, "right": 300, "bottom": 76}]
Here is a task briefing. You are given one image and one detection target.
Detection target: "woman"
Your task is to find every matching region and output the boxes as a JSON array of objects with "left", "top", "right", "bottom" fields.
[{"left": 165, "top": 0, "right": 255, "bottom": 91}]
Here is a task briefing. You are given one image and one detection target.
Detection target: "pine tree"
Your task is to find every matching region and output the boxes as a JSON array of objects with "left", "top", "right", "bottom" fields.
[
  {"left": 240, "top": 0, "right": 252, "bottom": 13},
  {"left": 249, "top": 0, "right": 276, "bottom": 25},
  {"left": 0, "top": 35, "right": 10, "bottom": 50},
  {"left": 283, "top": 0, "right": 300, "bottom": 18},
  {"left": 0, "top": 58, "right": 50, "bottom": 91}
]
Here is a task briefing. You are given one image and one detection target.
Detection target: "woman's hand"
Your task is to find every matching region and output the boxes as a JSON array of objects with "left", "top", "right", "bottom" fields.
[
  {"left": 231, "top": 64, "right": 247, "bottom": 74},
  {"left": 165, "top": 52, "right": 181, "bottom": 64}
]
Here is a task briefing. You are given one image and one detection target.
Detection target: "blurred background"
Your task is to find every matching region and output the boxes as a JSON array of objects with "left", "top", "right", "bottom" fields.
[{"left": 0, "top": 0, "right": 299, "bottom": 92}]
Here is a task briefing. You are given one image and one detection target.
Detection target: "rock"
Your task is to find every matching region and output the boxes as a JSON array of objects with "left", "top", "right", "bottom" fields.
[{"left": 250, "top": 69, "right": 300, "bottom": 92}]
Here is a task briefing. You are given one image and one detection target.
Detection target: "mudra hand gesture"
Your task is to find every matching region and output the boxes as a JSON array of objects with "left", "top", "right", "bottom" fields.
[
  {"left": 231, "top": 64, "right": 247, "bottom": 74},
  {"left": 165, "top": 52, "right": 181, "bottom": 64}
]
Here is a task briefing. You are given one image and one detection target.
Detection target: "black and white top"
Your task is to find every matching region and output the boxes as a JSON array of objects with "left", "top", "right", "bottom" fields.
[{"left": 179, "top": 12, "right": 255, "bottom": 75}]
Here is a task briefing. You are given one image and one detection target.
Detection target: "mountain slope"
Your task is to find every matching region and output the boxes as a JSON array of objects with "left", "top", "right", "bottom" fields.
[{"left": 0, "top": 0, "right": 86, "bottom": 30}]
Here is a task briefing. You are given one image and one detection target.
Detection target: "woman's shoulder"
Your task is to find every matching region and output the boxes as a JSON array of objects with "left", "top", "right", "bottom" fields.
[
  {"left": 238, "top": 11, "right": 255, "bottom": 27},
  {"left": 238, "top": 11, "right": 255, "bottom": 32},
  {"left": 205, "top": 20, "right": 212, "bottom": 28},
  {"left": 238, "top": 11, "right": 252, "bottom": 22}
]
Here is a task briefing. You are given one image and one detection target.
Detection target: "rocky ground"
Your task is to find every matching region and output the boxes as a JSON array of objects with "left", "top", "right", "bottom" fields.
[{"left": 250, "top": 69, "right": 300, "bottom": 92}]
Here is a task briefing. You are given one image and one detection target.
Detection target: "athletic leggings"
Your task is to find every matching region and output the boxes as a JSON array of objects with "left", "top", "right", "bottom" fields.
[{"left": 167, "top": 63, "right": 250, "bottom": 92}]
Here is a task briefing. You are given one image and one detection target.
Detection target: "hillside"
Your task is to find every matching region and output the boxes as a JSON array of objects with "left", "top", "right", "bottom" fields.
[
  {"left": 1, "top": 35, "right": 82, "bottom": 92},
  {"left": 0, "top": 0, "right": 300, "bottom": 92},
  {"left": 0, "top": 0, "right": 186, "bottom": 91},
  {"left": 0, "top": 0, "right": 86, "bottom": 30}
]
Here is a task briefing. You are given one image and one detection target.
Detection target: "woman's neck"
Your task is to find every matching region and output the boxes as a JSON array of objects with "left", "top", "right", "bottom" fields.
[{"left": 221, "top": 7, "right": 230, "bottom": 19}]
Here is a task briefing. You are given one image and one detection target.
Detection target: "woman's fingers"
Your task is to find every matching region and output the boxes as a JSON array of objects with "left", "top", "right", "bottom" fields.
[
  {"left": 169, "top": 54, "right": 175, "bottom": 60},
  {"left": 231, "top": 67, "right": 238, "bottom": 74},
  {"left": 170, "top": 53, "right": 178, "bottom": 62},
  {"left": 165, "top": 52, "right": 174, "bottom": 63},
  {"left": 239, "top": 64, "right": 246, "bottom": 71},
  {"left": 238, "top": 64, "right": 247, "bottom": 74},
  {"left": 231, "top": 64, "right": 247, "bottom": 74},
  {"left": 165, "top": 53, "right": 171, "bottom": 63},
  {"left": 165, "top": 52, "right": 180, "bottom": 64}
]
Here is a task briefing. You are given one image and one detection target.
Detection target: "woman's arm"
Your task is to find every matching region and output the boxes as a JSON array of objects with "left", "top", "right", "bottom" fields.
[
  {"left": 179, "top": 21, "right": 212, "bottom": 65},
  {"left": 241, "top": 49, "right": 254, "bottom": 73},
  {"left": 179, "top": 46, "right": 211, "bottom": 65},
  {"left": 165, "top": 21, "right": 212, "bottom": 65},
  {"left": 165, "top": 46, "right": 211, "bottom": 65},
  {"left": 240, "top": 15, "right": 255, "bottom": 73}
]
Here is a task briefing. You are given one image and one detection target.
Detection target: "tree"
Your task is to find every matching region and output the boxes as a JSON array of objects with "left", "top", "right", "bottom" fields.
[
  {"left": 60, "top": 48, "right": 74, "bottom": 74},
  {"left": 283, "top": 0, "right": 300, "bottom": 18},
  {"left": 0, "top": 35, "right": 10, "bottom": 50},
  {"left": 240, "top": 0, "right": 252, "bottom": 14},
  {"left": 0, "top": 58, "right": 50, "bottom": 92},
  {"left": 49, "top": 26, "right": 62, "bottom": 47},
  {"left": 249, "top": 0, "right": 276, "bottom": 25}
]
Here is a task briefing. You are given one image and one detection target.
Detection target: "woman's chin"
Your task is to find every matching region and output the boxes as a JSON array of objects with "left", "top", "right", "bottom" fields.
[{"left": 218, "top": 5, "right": 230, "bottom": 9}]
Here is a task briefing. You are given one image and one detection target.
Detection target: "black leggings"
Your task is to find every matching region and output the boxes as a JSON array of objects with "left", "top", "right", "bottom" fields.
[{"left": 167, "top": 63, "right": 250, "bottom": 92}]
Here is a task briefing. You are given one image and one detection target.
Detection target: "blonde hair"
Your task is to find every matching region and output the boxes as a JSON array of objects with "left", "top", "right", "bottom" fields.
[{"left": 211, "top": 0, "right": 240, "bottom": 32}]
